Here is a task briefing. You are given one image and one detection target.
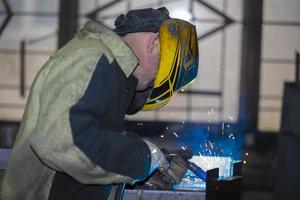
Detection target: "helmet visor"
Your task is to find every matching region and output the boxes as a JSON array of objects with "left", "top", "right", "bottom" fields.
[{"left": 142, "top": 19, "right": 199, "bottom": 111}]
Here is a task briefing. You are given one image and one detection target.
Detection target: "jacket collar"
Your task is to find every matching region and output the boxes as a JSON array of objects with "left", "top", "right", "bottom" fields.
[{"left": 82, "top": 20, "right": 139, "bottom": 78}]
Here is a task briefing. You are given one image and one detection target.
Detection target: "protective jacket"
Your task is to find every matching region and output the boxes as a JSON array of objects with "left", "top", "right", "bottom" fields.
[{"left": 1, "top": 21, "right": 152, "bottom": 200}]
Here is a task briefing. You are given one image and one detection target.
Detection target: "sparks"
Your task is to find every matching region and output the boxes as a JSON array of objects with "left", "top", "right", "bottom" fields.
[
  {"left": 160, "top": 135, "right": 164, "bottom": 138},
  {"left": 208, "top": 149, "right": 212, "bottom": 156},
  {"left": 222, "top": 122, "right": 224, "bottom": 133},
  {"left": 181, "top": 146, "right": 186, "bottom": 150},
  {"left": 173, "top": 132, "right": 179, "bottom": 138}
]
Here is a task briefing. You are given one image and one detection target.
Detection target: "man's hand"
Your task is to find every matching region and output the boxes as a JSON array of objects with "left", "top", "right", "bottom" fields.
[{"left": 146, "top": 149, "right": 193, "bottom": 189}]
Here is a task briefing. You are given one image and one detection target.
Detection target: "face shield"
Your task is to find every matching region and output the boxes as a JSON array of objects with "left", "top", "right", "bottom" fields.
[{"left": 142, "top": 19, "right": 199, "bottom": 111}]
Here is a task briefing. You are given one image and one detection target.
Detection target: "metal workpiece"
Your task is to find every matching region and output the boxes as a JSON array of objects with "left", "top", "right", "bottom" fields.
[
  {"left": 124, "top": 161, "right": 242, "bottom": 200},
  {"left": 123, "top": 189, "right": 206, "bottom": 200}
]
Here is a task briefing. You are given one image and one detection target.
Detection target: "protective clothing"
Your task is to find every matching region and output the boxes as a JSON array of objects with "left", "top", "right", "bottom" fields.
[
  {"left": 145, "top": 149, "right": 193, "bottom": 189},
  {"left": 114, "top": 7, "right": 199, "bottom": 112},
  {"left": 1, "top": 21, "right": 154, "bottom": 200},
  {"left": 145, "top": 156, "right": 189, "bottom": 189},
  {"left": 143, "top": 19, "right": 199, "bottom": 110},
  {"left": 143, "top": 140, "right": 169, "bottom": 175},
  {"left": 114, "top": 7, "right": 170, "bottom": 36},
  {"left": 161, "top": 153, "right": 190, "bottom": 184}
]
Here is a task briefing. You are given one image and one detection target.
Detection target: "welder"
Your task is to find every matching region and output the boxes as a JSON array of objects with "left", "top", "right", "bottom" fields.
[{"left": 1, "top": 7, "right": 199, "bottom": 200}]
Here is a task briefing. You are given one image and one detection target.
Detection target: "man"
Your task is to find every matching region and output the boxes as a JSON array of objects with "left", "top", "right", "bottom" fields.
[{"left": 1, "top": 7, "right": 199, "bottom": 200}]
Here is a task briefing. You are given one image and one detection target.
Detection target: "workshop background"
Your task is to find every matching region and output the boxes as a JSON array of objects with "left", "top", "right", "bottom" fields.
[{"left": 0, "top": 0, "right": 299, "bottom": 200}]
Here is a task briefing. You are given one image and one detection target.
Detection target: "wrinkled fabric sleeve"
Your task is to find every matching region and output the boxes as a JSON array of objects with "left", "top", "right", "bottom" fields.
[{"left": 29, "top": 54, "right": 151, "bottom": 185}]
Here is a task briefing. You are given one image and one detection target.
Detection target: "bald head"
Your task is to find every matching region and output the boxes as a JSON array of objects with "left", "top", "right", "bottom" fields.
[{"left": 122, "top": 32, "right": 160, "bottom": 91}]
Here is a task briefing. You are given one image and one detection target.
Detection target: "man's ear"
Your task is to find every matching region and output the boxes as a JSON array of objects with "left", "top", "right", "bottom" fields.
[{"left": 148, "top": 33, "right": 159, "bottom": 54}]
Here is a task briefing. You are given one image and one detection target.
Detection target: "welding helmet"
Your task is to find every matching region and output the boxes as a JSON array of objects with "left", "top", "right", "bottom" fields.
[{"left": 142, "top": 19, "right": 199, "bottom": 111}]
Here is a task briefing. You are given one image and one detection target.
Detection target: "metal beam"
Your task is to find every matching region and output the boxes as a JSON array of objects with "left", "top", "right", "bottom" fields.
[
  {"left": 195, "top": 0, "right": 233, "bottom": 23},
  {"left": 296, "top": 51, "right": 299, "bottom": 83},
  {"left": 58, "top": 0, "right": 78, "bottom": 48},
  {"left": 86, "top": 0, "right": 125, "bottom": 20},
  {"left": 180, "top": 90, "right": 222, "bottom": 96},
  {"left": 20, "top": 40, "right": 26, "bottom": 97},
  {"left": 238, "top": 0, "right": 263, "bottom": 132},
  {"left": 0, "top": 0, "right": 13, "bottom": 36},
  {"left": 195, "top": 0, "right": 234, "bottom": 41}
]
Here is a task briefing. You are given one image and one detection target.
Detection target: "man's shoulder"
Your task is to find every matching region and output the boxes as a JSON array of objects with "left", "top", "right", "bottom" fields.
[
  {"left": 55, "top": 35, "right": 112, "bottom": 61},
  {"left": 78, "top": 21, "right": 139, "bottom": 77}
]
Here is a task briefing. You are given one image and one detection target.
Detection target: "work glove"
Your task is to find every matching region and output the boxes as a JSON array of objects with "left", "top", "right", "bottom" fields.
[
  {"left": 145, "top": 148, "right": 193, "bottom": 189},
  {"left": 143, "top": 140, "right": 169, "bottom": 175}
]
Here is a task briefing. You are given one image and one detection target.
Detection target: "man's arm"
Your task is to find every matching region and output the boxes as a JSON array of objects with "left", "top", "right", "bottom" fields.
[{"left": 29, "top": 55, "right": 151, "bottom": 185}]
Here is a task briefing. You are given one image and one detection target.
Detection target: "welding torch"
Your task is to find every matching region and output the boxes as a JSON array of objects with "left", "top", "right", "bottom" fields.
[{"left": 167, "top": 149, "right": 207, "bottom": 181}]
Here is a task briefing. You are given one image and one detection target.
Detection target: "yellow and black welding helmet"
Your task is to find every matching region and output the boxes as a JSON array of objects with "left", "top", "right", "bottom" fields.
[{"left": 142, "top": 19, "right": 199, "bottom": 111}]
